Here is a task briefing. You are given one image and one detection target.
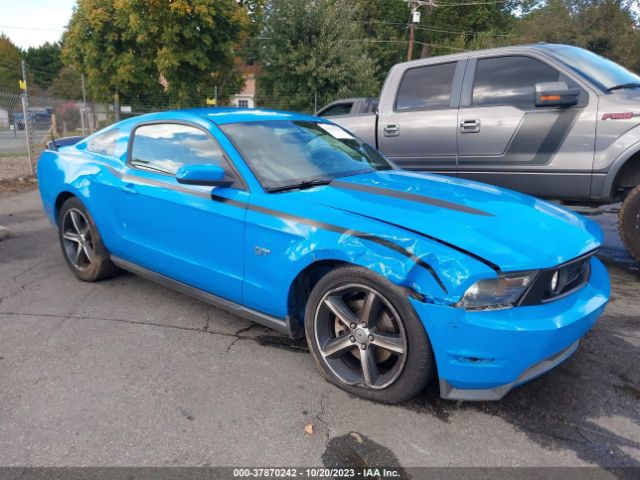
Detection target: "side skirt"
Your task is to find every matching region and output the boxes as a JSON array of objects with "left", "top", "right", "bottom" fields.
[{"left": 111, "top": 256, "right": 301, "bottom": 339}]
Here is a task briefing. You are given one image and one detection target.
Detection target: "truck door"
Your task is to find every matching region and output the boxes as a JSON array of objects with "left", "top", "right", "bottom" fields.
[
  {"left": 456, "top": 55, "right": 595, "bottom": 200},
  {"left": 377, "top": 60, "right": 466, "bottom": 173}
]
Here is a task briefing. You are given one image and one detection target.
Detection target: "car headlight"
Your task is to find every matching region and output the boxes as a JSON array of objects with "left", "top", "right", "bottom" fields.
[{"left": 455, "top": 271, "right": 538, "bottom": 310}]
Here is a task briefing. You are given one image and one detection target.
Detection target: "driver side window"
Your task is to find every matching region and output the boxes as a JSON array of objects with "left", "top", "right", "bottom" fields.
[
  {"left": 472, "top": 56, "right": 561, "bottom": 108},
  {"left": 130, "top": 123, "right": 239, "bottom": 187}
]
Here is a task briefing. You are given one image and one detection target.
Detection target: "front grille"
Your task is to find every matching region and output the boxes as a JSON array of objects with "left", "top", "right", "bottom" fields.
[{"left": 519, "top": 253, "right": 593, "bottom": 306}]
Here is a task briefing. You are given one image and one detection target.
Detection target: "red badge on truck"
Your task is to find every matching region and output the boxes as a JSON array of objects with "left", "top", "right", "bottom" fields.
[{"left": 602, "top": 112, "right": 634, "bottom": 120}]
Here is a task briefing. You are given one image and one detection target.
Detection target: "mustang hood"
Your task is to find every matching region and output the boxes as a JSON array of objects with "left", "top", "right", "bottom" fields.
[{"left": 291, "top": 170, "right": 602, "bottom": 272}]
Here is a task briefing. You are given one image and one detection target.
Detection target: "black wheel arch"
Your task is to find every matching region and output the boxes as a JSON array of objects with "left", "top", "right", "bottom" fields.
[
  {"left": 287, "top": 260, "right": 349, "bottom": 336},
  {"left": 54, "top": 191, "right": 77, "bottom": 225},
  {"left": 610, "top": 150, "right": 640, "bottom": 203}
]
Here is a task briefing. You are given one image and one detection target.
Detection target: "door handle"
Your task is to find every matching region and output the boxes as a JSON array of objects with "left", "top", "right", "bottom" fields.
[
  {"left": 460, "top": 119, "right": 480, "bottom": 133},
  {"left": 119, "top": 183, "right": 138, "bottom": 195},
  {"left": 383, "top": 124, "right": 400, "bottom": 137}
]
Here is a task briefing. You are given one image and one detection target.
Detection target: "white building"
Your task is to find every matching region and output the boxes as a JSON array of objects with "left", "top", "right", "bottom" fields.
[
  {"left": 230, "top": 71, "right": 256, "bottom": 109},
  {"left": 0, "top": 107, "right": 9, "bottom": 128}
]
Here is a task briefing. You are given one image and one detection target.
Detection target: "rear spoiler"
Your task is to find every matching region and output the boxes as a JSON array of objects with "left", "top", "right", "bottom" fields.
[{"left": 46, "top": 136, "right": 86, "bottom": 151}]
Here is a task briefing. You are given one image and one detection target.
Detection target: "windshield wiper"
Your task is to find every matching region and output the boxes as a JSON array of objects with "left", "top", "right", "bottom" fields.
[
  {"left": 607, "top": 82, "right": 640, "bottom": 92},
  {"left": 267, "top": 178, "right": 332, "bottom": 193}
]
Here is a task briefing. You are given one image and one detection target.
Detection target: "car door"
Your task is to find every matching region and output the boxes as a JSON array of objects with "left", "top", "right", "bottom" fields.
[
  {"left": 457, "top": 54, "right": 595, "bottom": 200},
  {"left": 377, "top": 60, "right": 466, "bottom": 173},
  {"left": 113, "top": 121, "right": 248, "bottom": 303}
]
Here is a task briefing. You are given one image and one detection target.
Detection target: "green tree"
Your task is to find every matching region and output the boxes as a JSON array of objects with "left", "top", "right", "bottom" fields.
[
  {"left": 48, "top": 66, "right": 83, "bottom": 99},
  {"left": 238, "top": 0, "right": 268, "bottom": 63},
  {"left": 256, "top": 0, "right": 379, "bottom": 112},
  {"left": 518, "top": 0, "right": 640, "bottom": 73},
  {"left": 0, "top": 34, "right": 22, "bottom": 92},
  {"left": 353, "top": 0, "right": 410, "bottom": 84},
  {"left": 23, "top": 42, "right": 63, "bottom": 91},
  {"left": 411, "top": 2, "right": 517, "bottom": 56},
  {"left": 62, "top": 0, "right": 248, "bottom": 108},
  {"left": 349, "top": 1, "right": 518, "bottom": 83}
]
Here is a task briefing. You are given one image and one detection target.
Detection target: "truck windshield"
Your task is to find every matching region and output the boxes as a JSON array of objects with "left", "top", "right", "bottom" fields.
[
  {"left": 546, "top": 45, "right": 640, "bottom": 91},
  {"left": 220, "top": 120, "right": 392, "bottom": 192}
]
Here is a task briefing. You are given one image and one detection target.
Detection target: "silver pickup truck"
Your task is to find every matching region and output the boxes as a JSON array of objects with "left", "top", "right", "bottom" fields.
[{"left": 319, "top": 43, "right": 640, "bottom": 262}]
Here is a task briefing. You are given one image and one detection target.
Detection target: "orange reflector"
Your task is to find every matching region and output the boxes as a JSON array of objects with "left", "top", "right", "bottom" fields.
[{"left": 541, "top": 95, "right": 561, "bottom": 101}]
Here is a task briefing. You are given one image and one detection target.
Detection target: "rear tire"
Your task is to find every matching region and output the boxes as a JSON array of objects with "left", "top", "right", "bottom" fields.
[
  {"left": 619, "top": 185, "right": 640, "bottom": 263},
  {"left": 58, "top": 197, "right": 117, "bottom": 282},
  {"left": 304, "top": 265, "right": 435, "bottom": 404}
]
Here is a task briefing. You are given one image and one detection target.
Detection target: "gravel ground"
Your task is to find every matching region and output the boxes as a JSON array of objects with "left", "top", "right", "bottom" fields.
[{"left": 0, "top": 155, "right": 35, "bottom": 181}]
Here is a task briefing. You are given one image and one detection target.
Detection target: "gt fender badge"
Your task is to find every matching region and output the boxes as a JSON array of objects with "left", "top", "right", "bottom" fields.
[{"left": 254, "top": 246, "right": 271, "bottom": 256}]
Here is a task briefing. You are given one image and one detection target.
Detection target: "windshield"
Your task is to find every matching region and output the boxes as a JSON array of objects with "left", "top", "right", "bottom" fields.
[
  {"left": 220, "top": 120, "right": 392, "bottom": 191},
  {"left": 546, "top": 45, "right": 640, "bottom": 91}
]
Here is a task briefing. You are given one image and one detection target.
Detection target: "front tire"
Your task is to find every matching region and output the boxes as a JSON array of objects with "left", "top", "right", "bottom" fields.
[
  {"left": 58, "top": 197, "right": 117, "bottom": 282},
  {"left": 619, "top": 185, "right": 640, "bottom": 262},
  {"left": 305, "top": 265, "right": 435, "bottom": 404}
]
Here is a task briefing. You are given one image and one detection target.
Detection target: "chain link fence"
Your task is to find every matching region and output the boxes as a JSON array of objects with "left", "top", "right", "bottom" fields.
[
  {"left": 0, "top": 88, "right": 101, "bottom": 181},
  {"left": 0, "top": 62, "right": 350, "bottom": 182}
]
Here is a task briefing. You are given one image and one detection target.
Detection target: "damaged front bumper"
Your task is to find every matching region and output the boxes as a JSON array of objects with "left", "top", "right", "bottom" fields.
[{"left": 410, "top": 257, "right": 610, "bottom": 401}]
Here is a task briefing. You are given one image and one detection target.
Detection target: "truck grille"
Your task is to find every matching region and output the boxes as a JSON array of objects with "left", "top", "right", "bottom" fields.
[{"left": 519, "top": 253, "right": 593, "bottom": 306}]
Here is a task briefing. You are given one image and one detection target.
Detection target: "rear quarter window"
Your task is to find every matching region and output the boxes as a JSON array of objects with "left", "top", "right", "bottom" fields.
[{"left": 86, "top": 129, "right": 119, "bottom": 156}]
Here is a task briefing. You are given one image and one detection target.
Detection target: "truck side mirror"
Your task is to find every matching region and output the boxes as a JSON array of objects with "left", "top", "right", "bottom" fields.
[{"left": 535, "top": 82, "right": 580, "bottom": 108}]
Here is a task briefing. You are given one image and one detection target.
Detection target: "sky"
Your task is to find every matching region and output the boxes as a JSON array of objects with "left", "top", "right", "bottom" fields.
[
  {"left": 1, "top": 0, "right": 638, "bottom": 50},
  {"left": 0, "top": 0, "right": 76, "bottom": 49}
]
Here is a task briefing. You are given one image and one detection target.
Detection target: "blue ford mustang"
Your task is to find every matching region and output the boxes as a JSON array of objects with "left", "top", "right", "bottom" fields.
[{"left": 37, "top": 108, "right": 610, "bottom": 403}]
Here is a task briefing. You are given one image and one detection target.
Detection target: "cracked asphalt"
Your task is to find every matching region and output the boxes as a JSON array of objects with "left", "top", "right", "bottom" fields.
[{"left": 0, "top": 189, "right": 638, "bottom": 475}]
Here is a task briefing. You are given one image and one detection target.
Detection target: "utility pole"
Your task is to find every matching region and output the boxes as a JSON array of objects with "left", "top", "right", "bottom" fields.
[
  {"left": 80, "top": 74, "right": 87, "bottom": 135},
  {"left": 114, "top": 88, "right": 120, "bottom": 122},
  {"left": 20, "top": 60, "right": 34, "bottom": 176},
  {"left": 404, "top": 1, "right": 436, "bottom": 62}
]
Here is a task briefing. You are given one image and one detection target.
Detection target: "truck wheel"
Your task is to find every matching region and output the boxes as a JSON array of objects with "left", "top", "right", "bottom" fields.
[{"left": 619, "top": 185, "right": 640, "bottom": 262}]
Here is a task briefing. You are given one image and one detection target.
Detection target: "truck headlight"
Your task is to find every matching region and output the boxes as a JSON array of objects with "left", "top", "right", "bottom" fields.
[{"left": 455, "top": 272, "right": 538, "bottom": 310}]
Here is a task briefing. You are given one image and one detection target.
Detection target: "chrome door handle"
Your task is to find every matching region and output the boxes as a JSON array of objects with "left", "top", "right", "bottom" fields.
[
  {"left": 460, "top": 119, "right": 480, "bottom": 133},
  {"left": 383, "top": 124, "right": 400, "bottom": 137}
]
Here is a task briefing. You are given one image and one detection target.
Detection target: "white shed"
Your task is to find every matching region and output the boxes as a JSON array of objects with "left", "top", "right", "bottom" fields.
[{"left": 0, "top": 107, "right": 9, "bottom": 128}]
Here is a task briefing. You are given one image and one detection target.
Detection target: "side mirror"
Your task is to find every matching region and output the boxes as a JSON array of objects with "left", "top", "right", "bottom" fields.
[
  {"left": 176, "top": 164, "right": 233, "bottom": 187},
  {"left": 535, "top": 82, "right": 580, "bottom": 108}
]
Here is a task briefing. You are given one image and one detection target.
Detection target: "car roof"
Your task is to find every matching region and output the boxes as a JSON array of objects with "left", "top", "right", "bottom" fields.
[
  {"left": 396, "top": 43, "right": 570, "bottom": 67},
  {"left": 112, "top": 108, "right": 325, "bottom": 129},
  {"left": 184, "top": 107, "right": 324, "bottom": 125}
]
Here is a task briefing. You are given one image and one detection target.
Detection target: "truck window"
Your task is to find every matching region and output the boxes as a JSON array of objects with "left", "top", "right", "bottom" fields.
[
  {"left": 319, "top": 103, "right": 353, "bottom": 117},
  {"left": 472, "top": 56, "right": 560, "bottom": 108},
  {"left": 395, "top": 62, "right": 457, "bottom": 111}
]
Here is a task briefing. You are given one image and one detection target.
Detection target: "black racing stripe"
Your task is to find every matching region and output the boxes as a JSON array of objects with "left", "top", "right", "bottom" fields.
[
  {"left": 211, "top": 194, "right": 449, "bottom": 293},
  {"left": 101, "top": 164, "right": 448, "bottom": 293},
  {"left": 458, "top": 109, "right": 580, "bottom": 166},
  {"left": 330, "top": 180, "right": 494, "bottom": 217},
  {"left": 320, "top": 204, "right": 501, "bottom": 272}
]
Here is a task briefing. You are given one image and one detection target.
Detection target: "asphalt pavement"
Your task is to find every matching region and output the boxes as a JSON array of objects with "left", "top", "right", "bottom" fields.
[{"left": 0, "top": 189, "right": 638, "bottom": 475}]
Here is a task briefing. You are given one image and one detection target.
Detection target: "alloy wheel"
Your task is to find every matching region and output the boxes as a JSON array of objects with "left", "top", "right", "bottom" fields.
[
  {"left": 314, "top": 283, "right": 408, "bottom": 389},
  {"left": 61, "top": 208, "right": 95, "bottom": 271}
]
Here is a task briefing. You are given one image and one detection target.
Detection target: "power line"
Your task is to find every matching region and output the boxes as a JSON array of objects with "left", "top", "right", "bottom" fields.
[
  {"left": 413, "top": 24, "right": 515, "bottom": 37},
  {"left": 0, "top": 25, "right": 65, "bottom": 32},
  {"left": 436, "top": 1, "right": 506, "bottom": 6},
  {"left": 359, "top": 20, "right": 515, "bottom": 38},
  {"left": 340, "top": 38, "right": 467, "bottom": 52}
]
